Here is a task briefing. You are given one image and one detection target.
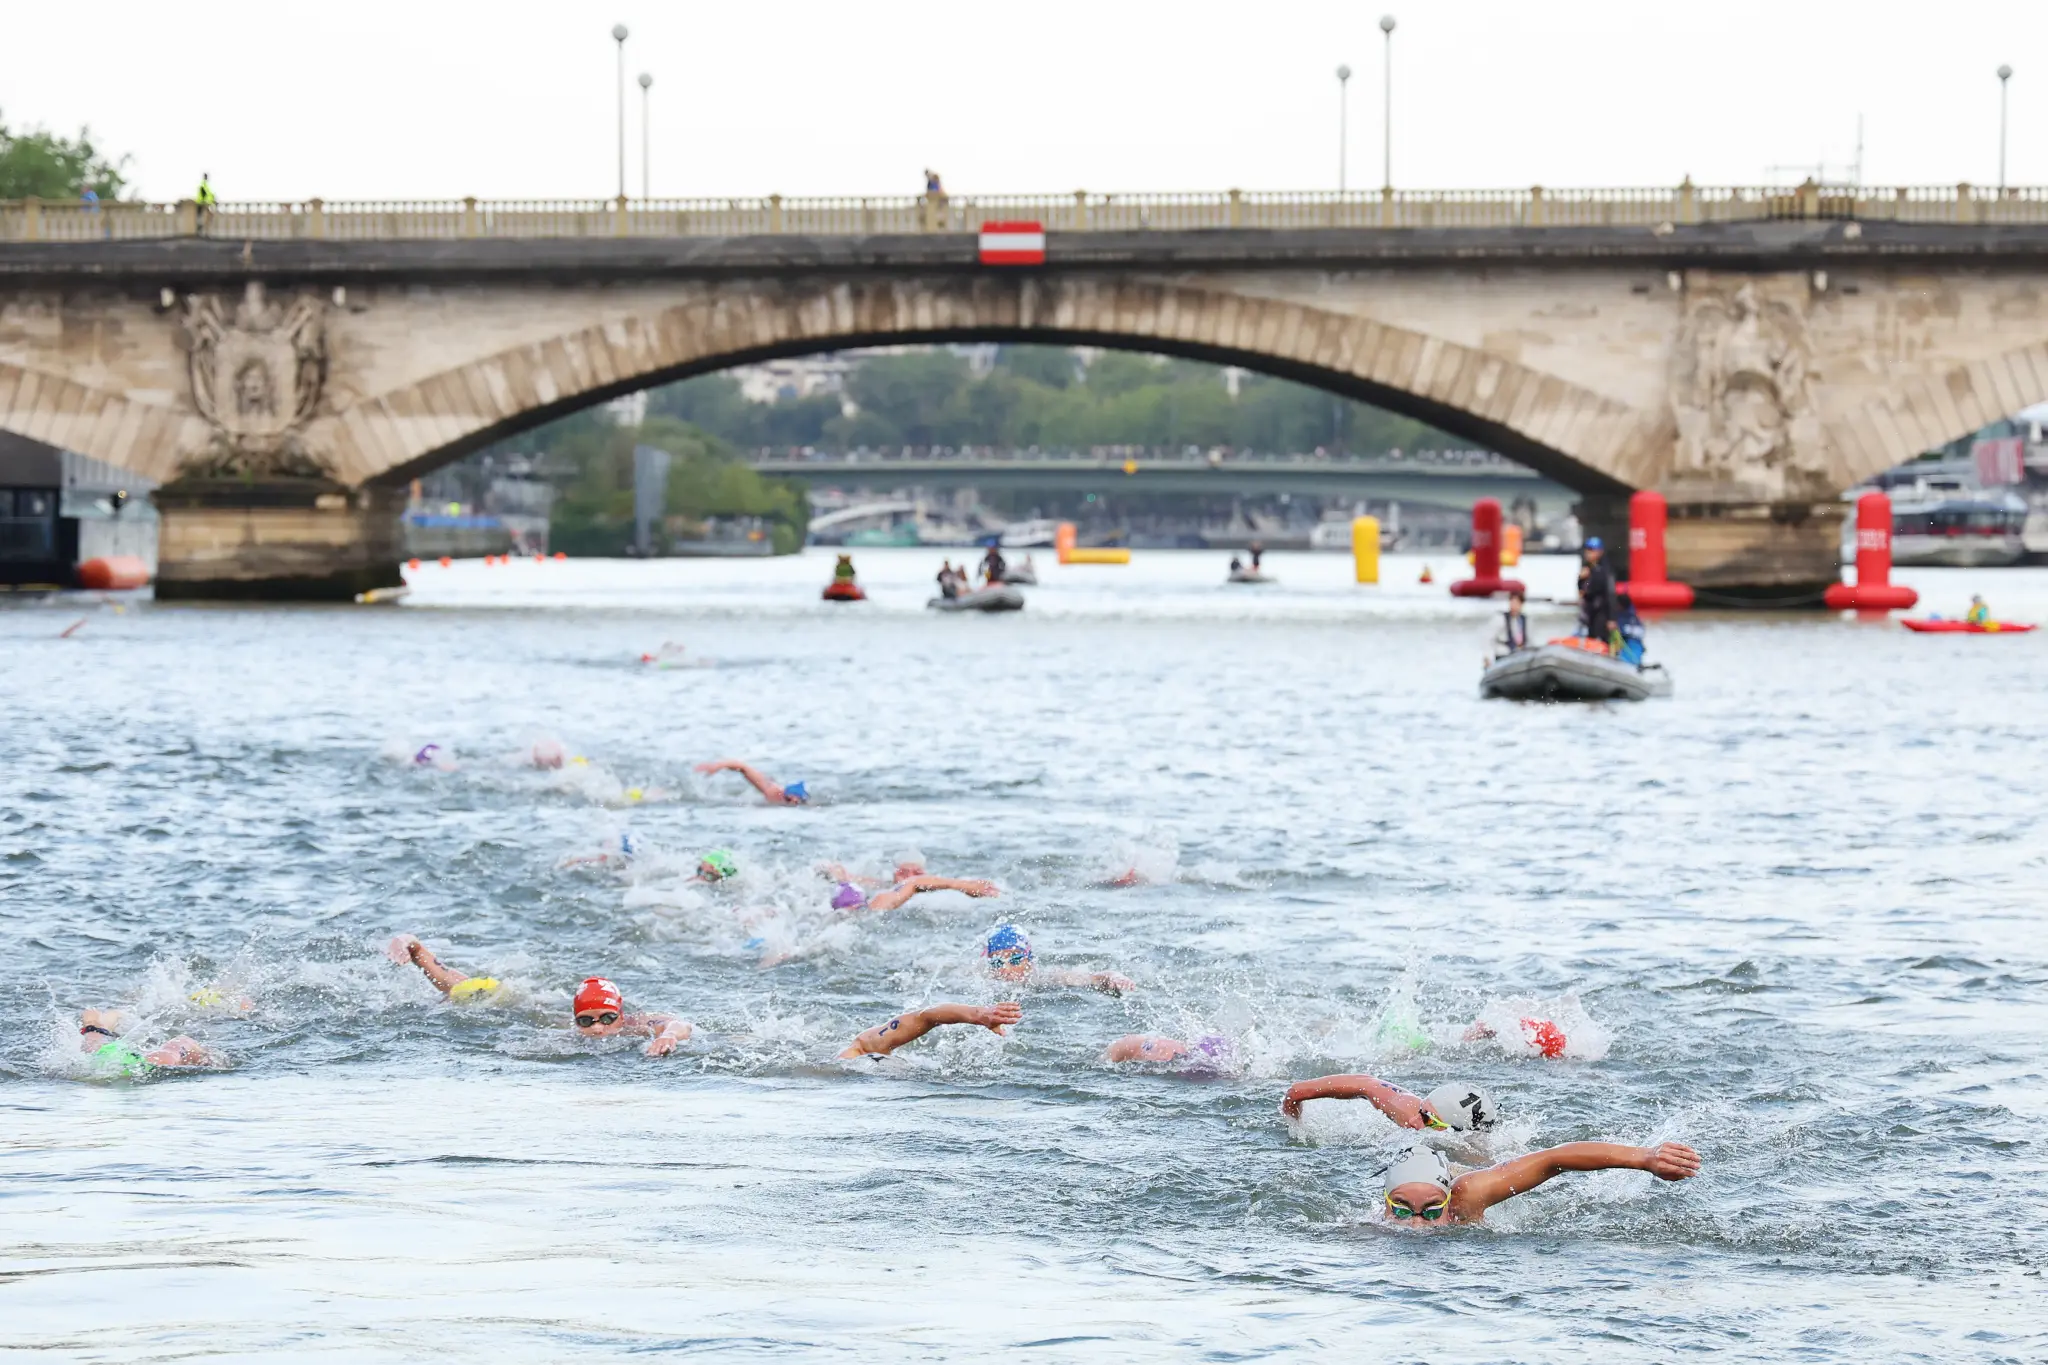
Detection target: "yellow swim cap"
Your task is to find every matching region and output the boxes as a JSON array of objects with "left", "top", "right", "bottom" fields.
[
  {"left": 188, "top": 987, "right": 225, "bottom": 1008},
  {"left": 449, "top": 977, "right": 502, "bottom": 1002},
  {"left": 624, "top": 787, "right": 644, "bottom": 803},
  {"left": 570, "top": 756, "right": 589, "bottom": 767}
]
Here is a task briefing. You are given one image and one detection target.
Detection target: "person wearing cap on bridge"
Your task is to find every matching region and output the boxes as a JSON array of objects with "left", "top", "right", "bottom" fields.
[
  {"left": 1578, "top": 536, "right": 1619, "bottom": 648},
  {"left": 694, "top": 758, "right": 810, "bottom": 806}
]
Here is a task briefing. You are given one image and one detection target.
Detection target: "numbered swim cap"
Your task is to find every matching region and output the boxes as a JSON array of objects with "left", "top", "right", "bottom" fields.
[
  {"left": 449, "top": 977, "right": 501, "bottom": 1003},
  {"left": 983, "top": 923, "right": 1032, "bottom": 961},
  {"left": 831, "top": 882, "right": 867, "bottom": 910},
  {"left": 1423, "top": 1083, "right": 1498, "bottom": 1131},
  {"left": 782, "top": 781, "right": 810, "bottom": 804},
  {"left": 1381, "top": 1146, "right": 1453, "bottom": 1196},
  {"left": 699, "top": 849, "right": 738, "bottom": 881},
  {"left": 573, "top": 977, "right": 623, "bottom": 1016}
]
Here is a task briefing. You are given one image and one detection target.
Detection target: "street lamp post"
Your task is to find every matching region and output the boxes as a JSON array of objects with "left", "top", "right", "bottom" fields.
[
  {"left": 1379, "top": 15, "right": 1397, "bottom": 193},
  {"left": 1998, "top": 64, "right": 2013, "bottom": 194},
  {"left": 1337, "top": 65, "right": 1352, "bottom": 192},
  {"left": 639, "top": 73, "right": 653, "bottom": 199},
  {"left": 611, "top": 24, "right": 629, "bottom": 201}
]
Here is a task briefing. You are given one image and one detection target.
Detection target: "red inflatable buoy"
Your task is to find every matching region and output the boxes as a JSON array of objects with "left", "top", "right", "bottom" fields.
[
  {"left": 76, "top": 556, "right": 151, "bottom": 590},
  {"left": 1449, "top": 499, "right": 1525, "bottom": 598},
  {"left": 1824, "top": 491, "right": 1918, "bottom": 611}
]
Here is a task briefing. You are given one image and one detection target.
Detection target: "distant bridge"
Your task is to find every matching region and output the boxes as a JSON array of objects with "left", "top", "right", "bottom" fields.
[{"left": 748, "top": 451, "right": 1572, "bottom": 515}]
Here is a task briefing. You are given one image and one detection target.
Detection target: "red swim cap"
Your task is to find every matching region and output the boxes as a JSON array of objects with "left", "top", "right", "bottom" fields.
[
  {"left": 574, "top": 977, "right": 623, "bottom": 1016},
  {"left": 1521, "top": 1017, "right": 1567, "bottom": 1059}
]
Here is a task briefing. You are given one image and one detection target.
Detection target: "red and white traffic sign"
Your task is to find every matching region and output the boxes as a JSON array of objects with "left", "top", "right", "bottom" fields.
[{"left": 978, "top": 221, "right": 1046, "bottom": 266}]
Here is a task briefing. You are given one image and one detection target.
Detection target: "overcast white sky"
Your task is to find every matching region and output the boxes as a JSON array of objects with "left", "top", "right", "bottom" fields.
[{"left": 1, "top": 1, "right": 2041, "bottom": 202}]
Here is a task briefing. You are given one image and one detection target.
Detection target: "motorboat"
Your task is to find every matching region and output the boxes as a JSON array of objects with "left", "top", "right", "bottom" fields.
[
  {"left": 1900, "top": 617, "right": 2034, "bottom": 634},
  {"left": 1000, "top": 564, "right": 1039, "bottom": 586},
  {"left": 822, "top": 580, "right": 866, "bottom": 602},
  {"left": 927, "top": 583, "right": 1025, "bottom": 613},
  {"left": 1226, "top": 568, "right": 1277, "bottom": 584},
  {"left": 1480, "top": 642, "right": 1672, "bottom": 702},
  {"left": 999, "top": 519, "right": 1061, "bottom": 548}
]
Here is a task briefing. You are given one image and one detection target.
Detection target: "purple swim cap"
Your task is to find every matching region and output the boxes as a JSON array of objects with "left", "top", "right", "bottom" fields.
[
  {"left": 830, "top": 881, "right": 866, "bottom": 910},
  {"left": 1194, "top": 1034, "right": 1231, "bottom": 1060}
]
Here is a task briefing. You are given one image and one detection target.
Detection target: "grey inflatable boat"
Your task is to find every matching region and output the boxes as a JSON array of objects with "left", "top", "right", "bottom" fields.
[
  {"left": 927, "top": 584, "right": 1026, "bottom": 613},
  {"left": 1480, "top": 644, "right": 1672, "bottom": 701}
]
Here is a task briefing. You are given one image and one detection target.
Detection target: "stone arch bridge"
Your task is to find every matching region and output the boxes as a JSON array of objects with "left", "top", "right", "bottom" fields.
[{"left": 5, "top": 218, "right": 2048, "bottom": 597}]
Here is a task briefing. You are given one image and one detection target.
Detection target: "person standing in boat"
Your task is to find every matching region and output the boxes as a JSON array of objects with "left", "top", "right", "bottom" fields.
[
  {"left": 979, "top": 543, "right": 1008, "bottom": 586},
  {"left": 1490, "top": 589, "right": 1531, "bottom": 661},
  {"left": 1249, "top": 541, "right": 1265, "bottom": 572},
  {"left": 1578, "top": 537, "right": 1618, "bottom": 647}
]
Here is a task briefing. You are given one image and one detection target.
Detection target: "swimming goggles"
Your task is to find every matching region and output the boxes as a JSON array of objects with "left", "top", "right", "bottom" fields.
[
  {"left": 79, "top": 1023, "right": 117, "bottom": 1039},
  {"left": 985, "top": 948, "right": 1032, "bottom": 970},
  {"left": 1419, "top": 1108, "right": 1451, "bottom": 1131},
  {"left": 574, "top": 1011, "right": 621, "bottom": 1029},
  {"left": 1385, "top": 1193, "right": 1451, "bottom": 1221}
]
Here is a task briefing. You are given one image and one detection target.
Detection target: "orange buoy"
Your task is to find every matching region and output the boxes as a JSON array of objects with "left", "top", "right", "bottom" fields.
[
  {"left": 533, "top": 553, "right": 544, "bottom": 563},
  {"left": 552, "top": 551, "right": 567, "bottom": 561},
  {"left": 406, "top": 557, "right": 421, "bottom": 571},
  {"left": 77, "top": 556, "right": 151, "bottom": 591}
]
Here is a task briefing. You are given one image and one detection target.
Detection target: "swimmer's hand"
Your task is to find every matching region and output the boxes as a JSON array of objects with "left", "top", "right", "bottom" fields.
[
  {"left": 954, "top": 878, "right": 999, "bottom": 898},
  {"left": 967, "top": 1002, "right": 1022, "bottom": 1036},
  {"left": 1640, "top": 1142, "right": 1702, "bottom": 1182},
  {"left": 1091, "top": 972, "right": 1136, "bottom": 996},
  {"left": 644, "top": 1019, "right": 693, "bottom": 1057},
  {"left": 385, "top": 934, "right": 422, "bottom": 964}
]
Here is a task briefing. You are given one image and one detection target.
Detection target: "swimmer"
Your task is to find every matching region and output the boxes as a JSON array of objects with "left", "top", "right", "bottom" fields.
[
  {"left": 982, "top": 924, "right": 1134, "bottom": 995},
  {"left": 1376, "top": 1140, "right": 1700, "bottom": 1228},
  {"left": 386, "top": 934, "right": 507, "bottom": 1002},
  {"left": 561, "top": 831, "right": 640, "bottom": 869},
  {"left": 694, "top": 758, "right": 808, "bottom": 806},
  {"left": 1104, "top": 1033, "right": 1234, "bottom": 1073},
  {"left": 1463, "top": 1016, "right": 1568, "bottom": 1059},
  {"left": 410, "top": 743, "right": 458, "bottom": 771},
  {"left": 73, "top": 1008, "right": 218, "bottom": 1075},
  {"left": 819, "top": 854, "right": 928, "bottom": 888},
  {"left": 569, "top": 976, "right": 692, "bottom": 1057},
  {"left": 695, "top": 849, "right": 740, "bottom": 882},
  {"left": 1280, "top": 1072, "right": 1497, "bottom": 1131},
  {"left": 839, "top": 1002, "right": 1023, "bottom": 1059},
  {"left": 524, "top": 738, "right": 567, "bottom": 770},
  {"left": 830, "top": 872, "right": 999, "bottom": 914}
]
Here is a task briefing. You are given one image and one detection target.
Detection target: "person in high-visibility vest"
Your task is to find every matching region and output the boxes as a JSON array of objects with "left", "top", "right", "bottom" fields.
[{"left": 194, "top": 173, "right": 216, "bottom": 234}]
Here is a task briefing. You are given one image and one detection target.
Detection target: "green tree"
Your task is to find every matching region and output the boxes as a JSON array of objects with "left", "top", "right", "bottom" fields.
[
  {"left": 0, "top": 111, "right": 127, "bottom": 199},
  {"left": 843, "top": 350, "right": 974, "bottom": 446}
]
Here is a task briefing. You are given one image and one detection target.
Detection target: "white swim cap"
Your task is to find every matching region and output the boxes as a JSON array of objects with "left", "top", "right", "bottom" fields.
[
  {"left": 1381, "top": 1146, "right": 1452, "bottom": 1196},
  {"left": 1423, "top": 1084, "right": 1497, "bottom": 1131}
]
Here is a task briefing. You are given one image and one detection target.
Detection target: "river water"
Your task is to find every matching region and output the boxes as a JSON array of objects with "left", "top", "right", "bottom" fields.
[{"left": 4, "top": 548, "right": 2045, "bottom": 1363}]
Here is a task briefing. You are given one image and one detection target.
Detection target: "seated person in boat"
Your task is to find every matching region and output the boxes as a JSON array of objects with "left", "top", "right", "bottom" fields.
[
  {"left": 980, "top": 544, "right": 1008, "bottom": 585},
  {"left": 1967, "top": 594, "right": 1990, "bottom": 625},
  {"left": 832, "top": 554, "right": 857, "bottom": 583},
  {"left": 1229, "top": 555, "right": 1244, "bottom": 574}
]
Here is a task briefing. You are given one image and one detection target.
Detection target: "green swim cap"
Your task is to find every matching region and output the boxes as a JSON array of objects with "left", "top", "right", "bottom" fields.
[
  {"left": 700, "top": 849, "right": 738, "bottom": 880},
  {"left": 449, "top": 976, "right": 502, "bottom": 1003},
  {"left": 91, "top": 1040, "right": 152, "bottom": 1079}
]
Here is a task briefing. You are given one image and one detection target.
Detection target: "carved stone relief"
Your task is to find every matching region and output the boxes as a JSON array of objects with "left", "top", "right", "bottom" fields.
[
  {"left": 181, "top": 281, "right": 329, "bottom": 477},
  {"left": 1669, "top": 279, "right": 1827, "bottom": 499}
]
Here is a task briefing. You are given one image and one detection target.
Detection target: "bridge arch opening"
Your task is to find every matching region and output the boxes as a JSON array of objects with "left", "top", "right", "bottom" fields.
[{"left": 374, "top": 326, "right": 1634, "bottom": 498}]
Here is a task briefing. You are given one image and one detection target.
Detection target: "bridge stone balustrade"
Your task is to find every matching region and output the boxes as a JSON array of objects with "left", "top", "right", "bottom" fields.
[{"left": 4, "top": 215, "right": 2048, "bottom": 599}]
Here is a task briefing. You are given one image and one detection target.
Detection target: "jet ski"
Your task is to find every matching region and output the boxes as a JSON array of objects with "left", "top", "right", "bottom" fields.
[
  {"left": 821, "top": 580, "right": 866, "bottom": 602},
  {"left": 1481, "top": 641, "right": 1672, "bottom": 702},
  {"left": 927, "top": 584, "right": 1025, "bottom": 613}
]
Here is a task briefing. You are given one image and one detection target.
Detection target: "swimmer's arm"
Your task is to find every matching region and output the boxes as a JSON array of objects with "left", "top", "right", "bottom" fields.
[
  {"left": 694, "top": 758, "right": 785, "bottom": 803},
  {"left": 1279, "top": 1074, "right": 1423, "bottom": 1124},
  {"left": 838, "top": 1002, "right": 1021, "bottom": 1058},
  {"left": 1034, "top": 967, "right": 1134, "bottom": 994},
  {"left": 637, "top": 1013, "right": 693, "bottom": 1057},
  {"left": 1448, "top": 1142, "right": 1702, "bottom": 1221},
  {"left": 864, "top": 876, "right": 999, "bottom": 913},
  {"left": 145, "top": 1036, "right": 218, "bottom": 1069},
  {"left": 385, "top": 934, "right": 466, "bottom": 994}
]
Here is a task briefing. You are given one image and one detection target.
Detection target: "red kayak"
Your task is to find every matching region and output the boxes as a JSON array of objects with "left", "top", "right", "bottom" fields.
[
  {"left": 822, "top": 581, "right": 866, "bottom": 602},
  {"left": 1901, "top": 618, "right": 2034, "bottom": 634}
]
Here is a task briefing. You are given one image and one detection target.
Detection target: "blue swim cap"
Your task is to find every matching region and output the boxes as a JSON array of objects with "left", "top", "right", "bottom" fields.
[
  {"left": 783, "top": 781, "right": 809, "bottom": 804},
  {"left": 618, "top": 832, "right": 639, "bottom": 859},
  {"left": 983, "top": 923, "right": 1032, "bottom": 958},
  {"left": 1584, "top": 536, "right": 1604, "bottom": 550}
]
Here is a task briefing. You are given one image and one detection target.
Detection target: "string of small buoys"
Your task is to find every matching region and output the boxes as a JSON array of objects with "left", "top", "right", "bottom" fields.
[{"left": 405, "top": 552, "right": 570, "bottom": 571}]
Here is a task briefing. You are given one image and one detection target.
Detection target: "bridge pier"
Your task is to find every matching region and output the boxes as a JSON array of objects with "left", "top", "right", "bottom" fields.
[
  {"left": 152, "top": 479, "right": 405, "bottom": 602},
  {"left": 1577, "top": 496, "right": 1844, "bottom": 606}
]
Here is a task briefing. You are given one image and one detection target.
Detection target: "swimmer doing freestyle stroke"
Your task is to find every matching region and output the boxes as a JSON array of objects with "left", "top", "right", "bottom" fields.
[
  {"left": 983, "top": 924, "right": 1134, "bottom": 994},
  {"left": 72, "top": 1007, "right": 219, "bottom": 1077},
  {"left": 1373, "top": 1140, "right": 1701, "bottom": 1227},
  {"left": 386, "top": 936, "right": 692, "bottom": 1056},
  {"left": 694, "top": 758, "right": 809, "bottom": 806},
  {"left": 1280, "top": 1071, "right": 1501, "bottom": 1132},
  {"left": 821, "top": 858, "right": 1000, "bottom": 913}
]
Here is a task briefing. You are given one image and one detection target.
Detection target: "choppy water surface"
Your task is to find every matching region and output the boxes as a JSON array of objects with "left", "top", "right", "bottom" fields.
[{"left": 4, "top": 548, "right": 2046, "bottom": 1363}]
